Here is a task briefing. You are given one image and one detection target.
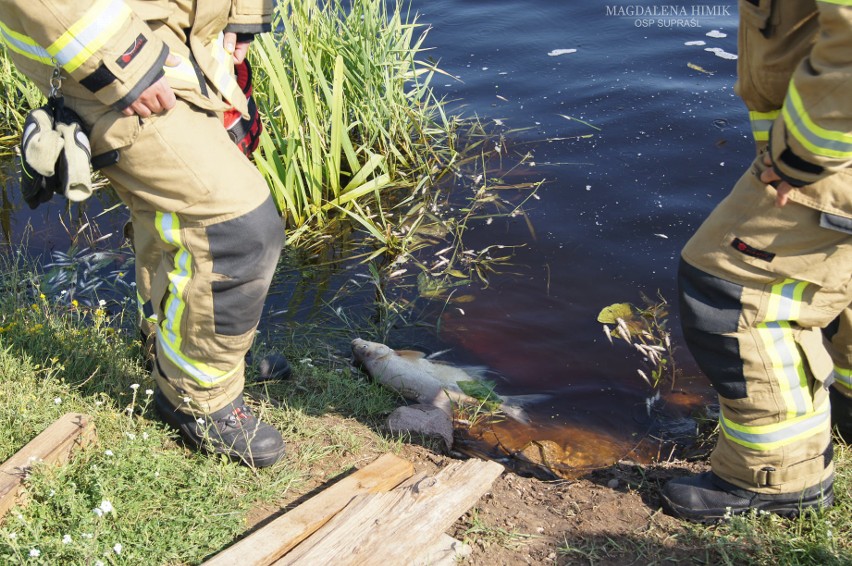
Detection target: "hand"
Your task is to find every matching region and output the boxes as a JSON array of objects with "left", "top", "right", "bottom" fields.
[
  {"left": 760, "top": 154, "right": 796, "bottom": 207},
  {"left": 224, "top": 32, "right": 252, "bottom": 64},
  {"left": 122, "top": 53, "right": 180, "bottom": 118}
]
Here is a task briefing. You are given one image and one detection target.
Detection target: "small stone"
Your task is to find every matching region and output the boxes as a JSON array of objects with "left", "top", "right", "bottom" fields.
[{"left": 607, "top": 478, "right": 619, "bottom": 489}]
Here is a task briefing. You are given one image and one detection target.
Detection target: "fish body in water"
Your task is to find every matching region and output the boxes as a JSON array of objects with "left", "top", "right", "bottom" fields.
[{"left": 351, "top": 338, "right": 545, "bottom": 423}]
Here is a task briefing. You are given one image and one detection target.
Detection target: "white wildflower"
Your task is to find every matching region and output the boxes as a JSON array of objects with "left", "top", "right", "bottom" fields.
[
  {"left": 82, "top": 533, "right": 93, "bottom": 539},
  {"left": 93, "top": 508, "right": 104, "bottom": 517},
  {"left": 130, "top": 383, "right": 140, "bottom": 391},
  {"left": 54, "top": 397, "right": 62, "bottom": 405},
  {"left": 99, "top": 500, "right": 114, "bottom": 514},
  {"left": 113, "top": 543, "right": 122, "bottom": 555},
  {"left": 104, "top": 450, "right": 114, "bottom": 457},
  {"left": 145, "top": 389, "right": 154, "bottom": 396},
  {"left": 8, "top": 533, "right": 16, "bottom": 540},
  {"left": 29, "top": 549, "right": 40, "bottom": 557},
  {"left": 62, "top": 534, "right": 72, "bottom": 545}
]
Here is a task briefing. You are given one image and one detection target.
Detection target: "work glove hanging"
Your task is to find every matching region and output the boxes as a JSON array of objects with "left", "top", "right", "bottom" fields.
[
  {"left": 19, "top": 107, "right": 64, "bottom": 209},
  {"left": 53, "top": 110, "right": 93, "bottom": 203},
  {"left": 18, "top": 99, "right": 93, "bottom": 210}
]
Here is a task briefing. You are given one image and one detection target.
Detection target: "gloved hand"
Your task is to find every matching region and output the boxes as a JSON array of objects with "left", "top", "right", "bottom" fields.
[
  {"left": 54, "top": 112, "right": 93, "bottom": 202},
  {"left": 19, "top": 107, "right": 64, "bottom": 209}
]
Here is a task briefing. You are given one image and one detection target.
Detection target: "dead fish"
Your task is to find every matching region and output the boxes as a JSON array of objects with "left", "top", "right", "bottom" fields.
[{"left": 351, "top": 338, "right": 547, "bottom": 423}]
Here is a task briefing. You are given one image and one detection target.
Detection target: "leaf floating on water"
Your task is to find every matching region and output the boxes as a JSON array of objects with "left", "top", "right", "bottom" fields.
[
  {"left": 687, "top": 62, "right": 714, "bottom": 75},
  {"left": 548, "top": 49, "right": 577, "bottom": 57},
  {"left": 597, "top": 303, "right": 634, "bottom": 324},
  {"left": 451, "top": 294, "right": 476, "bottom": 304},
  {"left": 458, "top": 380, "right": 501, "bottom": 403}
]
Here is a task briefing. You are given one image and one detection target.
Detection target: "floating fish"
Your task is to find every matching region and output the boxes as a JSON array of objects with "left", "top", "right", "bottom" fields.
[{"left": 351, "top": 338, "right": 546, "bottom": 423}]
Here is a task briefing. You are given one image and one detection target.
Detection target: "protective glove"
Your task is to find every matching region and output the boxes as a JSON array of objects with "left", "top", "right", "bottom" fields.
[
  {"left": 223, "top": 59, "right": 262, "bottom": 157},
  {"left": 19, "top": 107, "right": 64, "bottom": 209},
  {"left": 18, "top": 102, "right": 94, "bottom": 209},
  {"left": 54, "top": 112, "right": 93, "bottom": 202}
]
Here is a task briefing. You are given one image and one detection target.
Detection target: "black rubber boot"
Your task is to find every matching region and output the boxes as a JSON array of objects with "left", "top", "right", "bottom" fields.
[
  {"left": 661, "top": 471, "right": 834, "bottom": 523},
  {"left": 830, "top": 387, "right": 852, "bottom": 444},
  {"left": 155, "top": 391, "right": 286, "bottom": 468}
]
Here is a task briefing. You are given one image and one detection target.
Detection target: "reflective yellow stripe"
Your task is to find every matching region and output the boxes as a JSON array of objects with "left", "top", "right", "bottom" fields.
[
  {"left": 835, "top": 366, "right": 852, "bottom": 390},
  {"left": 783, "top": 80, "right": 852, "bottom": 159},
  {"left": 136, "top": 290, "right": 158, "bottom": 323},
  {"left": 210, "top": 33, "right": 243, "bottom": 105},
  {"left": 758, "top": 279, "right": 812, "bottom": 417},
  {"left": 720, "top": 403, "right": 830, "bottom": 451},
  {"left": 0, "top": 0, "right": 130, "bottom": 72},
  {"left": 48, "top": 0, "right": 132, "bottom": 73},
  {"left": 162, "top": 54, "right": 202, "bottom": 88},
  {"left": 749, "top": 110, "right": 779, "bottom": 143},
  {"left": 0, "top": 20, "right": 52, "bottom": 64},
  {"left": 155, "top": 212, "right": 239, "bottom": 387}
]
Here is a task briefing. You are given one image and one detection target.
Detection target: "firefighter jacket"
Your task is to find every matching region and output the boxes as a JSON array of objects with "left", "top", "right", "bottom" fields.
[
  {"left": 0, "top": 0, "right": 272, "bottom": 121},
  {"left": 736, "top": 0, "right": 852, "bottom": 218}
]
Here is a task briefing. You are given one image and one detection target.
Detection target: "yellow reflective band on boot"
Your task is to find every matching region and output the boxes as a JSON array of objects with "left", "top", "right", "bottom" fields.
[
  {"left": 155, "top": 212, "right": 239, "bottom": 387},
  {"left": 720, "top": 403, "right": 831, "bottom": 451},
  {"left": 757, "top": 279, "right": 813, "bottom": 418},
  {"left": 835, "top": 366, "right": 852, "bottom": 391},
  {"left": 48, "top": 0, "right": 131, "bottom": 73},
  {"left": 749, "top": 110, "right": 779, "bottom": 143},
  {"left": 784, "top": 81, "right": 852, "bottom": 159}
]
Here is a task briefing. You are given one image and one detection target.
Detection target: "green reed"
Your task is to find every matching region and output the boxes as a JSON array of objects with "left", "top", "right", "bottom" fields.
[{"left": 251, "top": 0, "right": 455, "bottom": 247}]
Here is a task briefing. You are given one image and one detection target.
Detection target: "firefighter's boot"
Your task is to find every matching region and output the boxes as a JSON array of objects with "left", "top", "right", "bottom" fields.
[
  {"left": 155, "top": 390, "right": 286, "bottom": 468},
  {"left": 661, "top": 471, "right": 834, "bottom": 523}
]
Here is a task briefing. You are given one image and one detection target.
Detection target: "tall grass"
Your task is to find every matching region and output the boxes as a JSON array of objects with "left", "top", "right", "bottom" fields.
[{"left": 252, "top": 0, "right": 457, "bottom": 246}]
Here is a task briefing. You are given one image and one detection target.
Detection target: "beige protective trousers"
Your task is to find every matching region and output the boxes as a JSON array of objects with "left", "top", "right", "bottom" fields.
[
  {"left": 680, "top": 155, "right": 851, "bottom": 494},
  {"left": 97, "top": 99, "right": 284, "bottom": 414}
]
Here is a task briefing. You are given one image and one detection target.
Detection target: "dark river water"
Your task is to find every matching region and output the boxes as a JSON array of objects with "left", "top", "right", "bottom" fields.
[
  {"left": 1, "top": 1, "right": 748, "bottom": 473},
  {"left": 397, "top": 0, "right": 746, "bottom": 469}
]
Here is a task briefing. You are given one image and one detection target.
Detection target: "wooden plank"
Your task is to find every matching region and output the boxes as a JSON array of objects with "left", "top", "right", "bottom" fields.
[
  {"left": 0, "top": 413, "right": 96, "bottom": 519},
  {"left": 202, "top": 453, "right": 415, "bottom": 566},
  {"left": 276, "top": 458, "right": 504, "bottom": 565},
  {"left": 416, "top": 534, "right": 472, "bottom": 566}
]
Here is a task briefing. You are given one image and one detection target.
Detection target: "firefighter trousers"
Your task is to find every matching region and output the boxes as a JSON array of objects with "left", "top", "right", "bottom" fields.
[
  {"left": 98, "top": 99, "right": 284, "bottom": 414},
  {"left": 680, "top": 155, "right": 851, "bottom": 494}
]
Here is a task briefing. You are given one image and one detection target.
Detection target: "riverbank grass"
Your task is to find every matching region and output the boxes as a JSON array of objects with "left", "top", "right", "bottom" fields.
[{"left": 0, "top": 256, "right": 402, "bottom": 564}]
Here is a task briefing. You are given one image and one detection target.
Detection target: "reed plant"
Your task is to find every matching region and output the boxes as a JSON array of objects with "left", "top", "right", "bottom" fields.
[
  {"left": 251, "top": 0, "right": 456, "bottom": 248},
  {"left": 0, "top": 46, "right": 42, "bottom": 135}
]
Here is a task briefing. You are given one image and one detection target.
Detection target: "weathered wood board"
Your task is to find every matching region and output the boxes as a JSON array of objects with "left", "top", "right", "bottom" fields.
[
  {"left": 202, "top": 453, "right": 415, "bottom": 566},
  {"left": 276, "top": 458, "right": 504, "bottom": 565},
  {"left": 0, "top": 413, "right": 96, "bottom": 519}
]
